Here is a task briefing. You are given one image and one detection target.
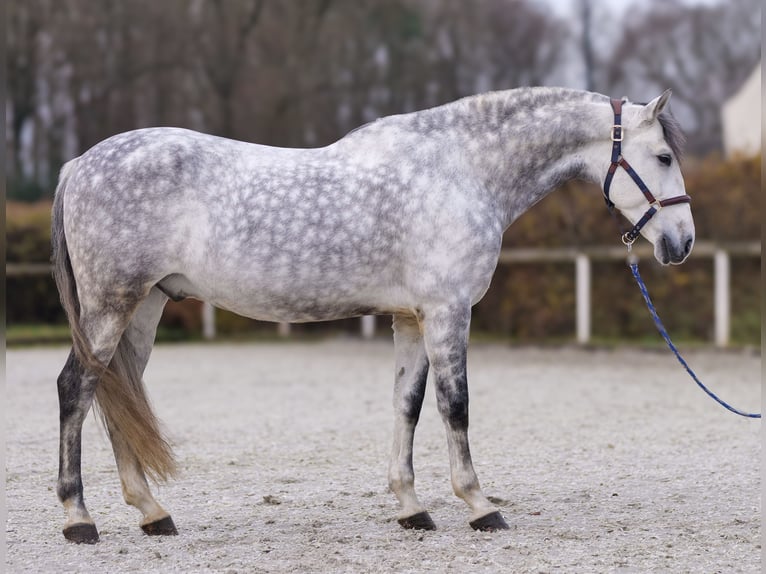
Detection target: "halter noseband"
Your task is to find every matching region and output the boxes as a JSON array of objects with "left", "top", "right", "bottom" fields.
[{"left": 602, "top": 99, "right": 691, "bottom": 246}]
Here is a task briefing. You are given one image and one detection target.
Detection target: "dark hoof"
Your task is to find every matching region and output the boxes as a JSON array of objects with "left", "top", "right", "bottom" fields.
[
  {"left": 397, "top": 511, "right": 436, "bottom": 531},
  {"left": 63, "top": 523, "right": 100, "bottom": 544},
  {"left": 141, "top": 515, "right": 178, "bottom": 536},
  {"left": 469, "top": 511, "right": 509, "bottom": 532}
]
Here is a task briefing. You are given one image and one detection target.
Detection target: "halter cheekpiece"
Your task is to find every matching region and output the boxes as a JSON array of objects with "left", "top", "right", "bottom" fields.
[{"left": 602, "top": 99, "right": 691, "bottom": 246}]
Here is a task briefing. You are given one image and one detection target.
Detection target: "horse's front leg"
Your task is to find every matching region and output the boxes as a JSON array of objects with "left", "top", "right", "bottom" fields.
[
  {"left": 389, "top": 314, "right": 435, "bottom": 530},
  {"left": 421, "top": 302, "right": 509, "bottom": 531}
]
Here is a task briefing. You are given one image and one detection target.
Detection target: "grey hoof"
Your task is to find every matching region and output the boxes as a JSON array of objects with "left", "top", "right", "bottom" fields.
[
  {"left": 397, "top": 511, "right": 436, "bottom": 530},
  {"left": 141, "top": 515, "right": 178, "bottom": 536},
  {"left": 469, "top": 510, "right": 509, "bottom": 532},
  {"left": 63, "top": 522, "right": 100, "bottom": 544}
]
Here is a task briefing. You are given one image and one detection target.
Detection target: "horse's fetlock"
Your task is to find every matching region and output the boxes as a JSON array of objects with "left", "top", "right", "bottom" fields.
[
  {"left": 57, "top": 477, "right": 83, "bottom": 503},
  {"left": 452, "top": 476, "right": 480, "bottom": 499},
  {"left": 388, "top": 471, "right": 414, "bottom": 493},
  {"left": 121, "top": 487, "right": 140, "bottom": 509}
]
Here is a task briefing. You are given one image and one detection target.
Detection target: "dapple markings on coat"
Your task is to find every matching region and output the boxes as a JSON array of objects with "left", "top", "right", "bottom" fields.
[{"left": 52, "top": 87, "right": 694, "bottom": 543}]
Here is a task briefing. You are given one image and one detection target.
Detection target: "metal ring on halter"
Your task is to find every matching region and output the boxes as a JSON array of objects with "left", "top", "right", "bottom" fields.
[{"left": 621, "top": 232, "right": 636, "bottom": 247}]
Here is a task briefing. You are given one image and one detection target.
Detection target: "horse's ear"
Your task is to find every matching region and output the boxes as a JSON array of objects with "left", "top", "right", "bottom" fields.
[{"left": 640, "top": 89, "right": 672, "bottom": 124}]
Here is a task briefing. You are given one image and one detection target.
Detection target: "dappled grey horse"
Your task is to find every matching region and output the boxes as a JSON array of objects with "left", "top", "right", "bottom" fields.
[{"left": 52, "top": 87, "right": 694, "bottom": 543}]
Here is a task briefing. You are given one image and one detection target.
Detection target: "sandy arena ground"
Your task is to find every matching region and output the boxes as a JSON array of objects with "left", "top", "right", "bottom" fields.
[{"left": 5, "top": 341, "right": 761, "bottom": 573}]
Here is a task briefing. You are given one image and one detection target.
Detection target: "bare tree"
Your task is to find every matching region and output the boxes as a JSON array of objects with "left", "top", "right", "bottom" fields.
[
  {"left": 7, "top": 0, "right": 43, "bottom": 182},
  {"left": 12, "top": 0, "right": 756, "bottom": 201},
  {"left": 431, "top": 0, "right": 566, "bottom": 95},
  {"left": 190, "top": 0, "right": 265, "bottom": 138},
  {"left": 578, "top": 0, "right": 595, "bottom": 91},
  {"left": 604, "top": 0, "right": 760, "bottom": 153}
]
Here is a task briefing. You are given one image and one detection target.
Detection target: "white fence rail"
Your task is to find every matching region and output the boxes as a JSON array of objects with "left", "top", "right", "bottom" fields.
[
  {"left": 7, "top": 241, "right": 760, "bottom": 346},
  {"left": 495, "top": 241, "right": 760, "bottom": 347}
]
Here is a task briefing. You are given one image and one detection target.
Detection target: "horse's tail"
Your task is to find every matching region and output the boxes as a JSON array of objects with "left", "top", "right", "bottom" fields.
[{"left": 52, "top": 160, "right": 177, "bottom": 482}]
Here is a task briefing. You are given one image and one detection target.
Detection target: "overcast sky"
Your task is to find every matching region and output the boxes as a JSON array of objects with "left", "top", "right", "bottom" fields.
[{"left": 541, "top": 0, "right": 723, "bottom": 17}]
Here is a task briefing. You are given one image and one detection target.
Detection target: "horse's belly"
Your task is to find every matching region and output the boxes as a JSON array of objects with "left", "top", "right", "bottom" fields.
[
  {"left": 160, "top": 270, "right": 407, "bottom": 323},
  {"left": 214, "top": 290, "right": 401, "bottom": 323},
  {"left": 222, "top": 297, "right": 388, "bottom": 323}
]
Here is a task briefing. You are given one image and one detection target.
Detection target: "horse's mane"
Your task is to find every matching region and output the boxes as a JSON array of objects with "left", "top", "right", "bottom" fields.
[{"left": 341, "top": 88, "right": 686, "bottom": 162}]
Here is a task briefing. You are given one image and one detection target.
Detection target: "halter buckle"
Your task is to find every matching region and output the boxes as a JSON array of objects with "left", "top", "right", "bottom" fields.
[
  {"left": 611, "top": 125, "right": 623, "bottom": 142},
  {"left": 621, "top": 232, "right": 636, "bottom": 247}
]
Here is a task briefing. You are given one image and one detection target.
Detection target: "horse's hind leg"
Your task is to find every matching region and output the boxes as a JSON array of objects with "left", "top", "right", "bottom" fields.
[
  {"left": 57, "top": 307, "right": 134, "bottom": 543},
  {"left": 388, "top": 314, "right": 435, "bottom": 530},
  {"left": 107, "top": 287, "right": 177, "bottom": 535},
  {"left": 57, "top": 350, "right": 100, "bottom": 543},
  {"left": 420, "top": 302, "right": 509, "bottom": 531}
]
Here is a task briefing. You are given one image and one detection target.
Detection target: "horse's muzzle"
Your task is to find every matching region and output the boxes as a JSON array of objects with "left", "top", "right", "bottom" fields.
[{"left": 656, "top": 234, "right": 694, "bottom": 265}]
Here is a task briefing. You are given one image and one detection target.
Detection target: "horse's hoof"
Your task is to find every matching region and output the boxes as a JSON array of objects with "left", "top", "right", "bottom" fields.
[
  {"left": 141, "top": 515, "right": 178, "bottom": 536},
  {"left": 63, "top": 523, "right": 100, "bottom": 544},
  {"left": 397, "top": 511, "right": 436, "bottom": 531},
  {"left": 469, "top": 511, "right": 509, "bottom": 532}
]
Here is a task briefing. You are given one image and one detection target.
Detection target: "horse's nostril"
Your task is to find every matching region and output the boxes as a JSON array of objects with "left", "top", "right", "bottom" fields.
[{"left": 684, "top": 238, "right": 693, "bottom": 256}]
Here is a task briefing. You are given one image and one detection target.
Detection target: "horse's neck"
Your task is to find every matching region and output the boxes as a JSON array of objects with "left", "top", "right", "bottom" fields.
[{"left": 451, "top": 89, "right": 609, "bottom": 230}]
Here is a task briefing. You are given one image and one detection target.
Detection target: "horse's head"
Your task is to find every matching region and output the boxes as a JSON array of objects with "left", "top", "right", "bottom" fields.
[{"left": 603, "top": 91, "right": 694, "bottom": 265}]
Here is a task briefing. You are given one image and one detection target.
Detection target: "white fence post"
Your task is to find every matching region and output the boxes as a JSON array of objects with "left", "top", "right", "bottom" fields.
[
  {"left": 714, "top": 249, "right": 730, "bottom": 347},
  {"left": 202, "top": 302, "right": 216, "bottom": 340},
  {"left": 361, "top": 315, "right": 376, "bottom": 339},
  {"left": 575, "top": 253, "right": 591, "bottom": 344}
]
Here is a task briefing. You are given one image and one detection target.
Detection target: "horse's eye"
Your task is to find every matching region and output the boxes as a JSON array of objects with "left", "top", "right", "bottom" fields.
[{"left": 657, "top": 154, "right": 672, "bottom": 167}]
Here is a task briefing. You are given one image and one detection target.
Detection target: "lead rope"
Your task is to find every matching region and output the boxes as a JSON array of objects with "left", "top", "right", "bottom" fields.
[{"left": 625, "top": 248, "right": 760, "bottom": 419}]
